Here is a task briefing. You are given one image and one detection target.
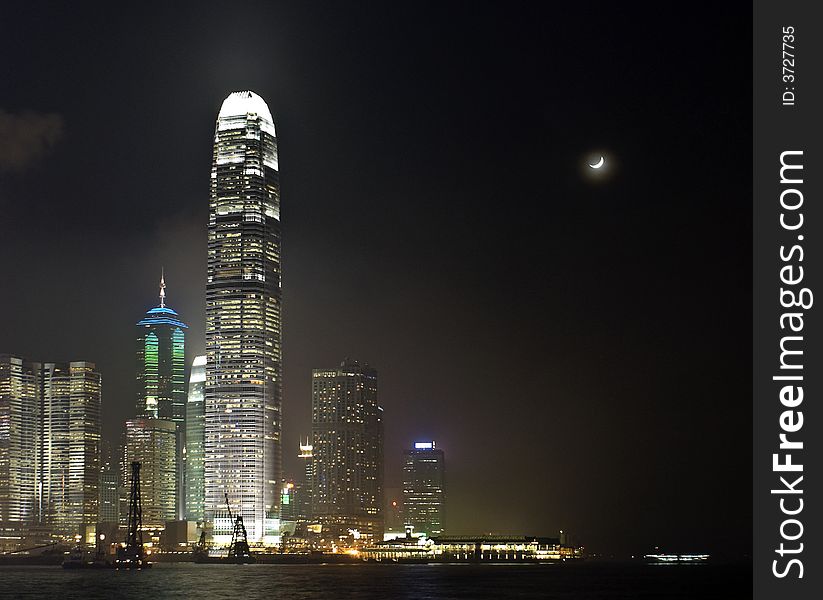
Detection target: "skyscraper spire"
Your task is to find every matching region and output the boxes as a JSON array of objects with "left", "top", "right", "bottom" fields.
[{"left": 159, "top": 268, "right": 166, "bottom": 308}]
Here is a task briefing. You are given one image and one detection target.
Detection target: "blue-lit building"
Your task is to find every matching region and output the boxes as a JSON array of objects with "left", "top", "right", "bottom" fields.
[{"left": 134, "top": 274, "right": 187, "bottom": 519}]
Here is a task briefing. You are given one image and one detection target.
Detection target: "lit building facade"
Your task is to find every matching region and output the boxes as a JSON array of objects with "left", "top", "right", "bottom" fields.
[
  {"left": 100, "top": 469, "right": 119, "bottom": 524},
  {"left": 311, "top": 361, "right": 383, "bottom": 539},
  {"left": 135, "top": 276, "right": 187, "bottom": 518},
  {"left": 124, "top": 418, "right": 176, "bottom": 528},
  {"left": 99, "top": 442, "right": 119, "bottom": 524},
  {"left": 39, "top": 361, "right": 101, "bottom": 537},
  {"left": 185, "top": 355, "right": 206, "bottom": 523},
  {"left": 0, "top": 355, "right": 40, "bottom": 527},
  {"left": 402, "top": 441, "right": 445, "bottom": 536},
  {"left": 362, "top": 535, "right": 579, "bottom": 562},
  {"left": 205, "top": 90, "right": 283, "bottom": 544},
  {"left": 298, "top": 439, "right": 313, "bottom": 520}
]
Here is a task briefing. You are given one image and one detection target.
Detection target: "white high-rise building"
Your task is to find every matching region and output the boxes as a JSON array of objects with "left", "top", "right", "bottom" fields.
[
  {"left": 205, "top": 91, "right": 282, "bottom": 544},
  {"left": 185, "top": 355, "right": 206, "bottom": 523}
]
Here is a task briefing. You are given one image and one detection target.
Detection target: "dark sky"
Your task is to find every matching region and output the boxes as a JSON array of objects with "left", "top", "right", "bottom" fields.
[{"left": 0, "top": 2, "right": 750, "bottom": 557}]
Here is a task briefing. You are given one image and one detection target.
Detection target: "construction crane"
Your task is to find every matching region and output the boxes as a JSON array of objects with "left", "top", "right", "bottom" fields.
[
  {"left": 225, "top": 492, "right": 254, "bottom": 563},
  {"left": 115, "top": 462, "right": 151, "bottom": 568}
]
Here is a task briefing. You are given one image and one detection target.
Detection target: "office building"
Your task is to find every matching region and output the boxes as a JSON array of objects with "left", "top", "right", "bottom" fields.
[
  {"left": 0, "top": 355, "right": 40, "bottom": 527},
  {"left": 124, "top": 417, "right": 176, "bottom": 528},
  {"left": 205, "top": 90, "right": 283, "bottom": 544},
  {"left": 40, "top": 361, "right": 102, "bottom": 538},
  {"left": 135, "top": 275, "right": 187, "bottom": 518},
  {"left": 185, "top": 355, "right": 206, "bottom": 523},
  {"left": 311, "top": 360, "right": 383, "bottom": 539},
  {"left": 1, "top": 357, "right": 102, "bottom": 539},
  {"left": 99, "top": 442, "right": 119, "bottom": 524},
  {"left": 298, "top": 439, "right": 313, "bottom": 520},
  {"left": 402, "top": 441, "right": 445, "bottom": 536}
]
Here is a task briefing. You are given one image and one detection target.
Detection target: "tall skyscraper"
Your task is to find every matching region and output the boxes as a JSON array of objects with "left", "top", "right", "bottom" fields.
[
  {"left": 311, "top": 360, "right": 383, "bottom": 539},
  {"left": 135, "top": 275, "right": 187, "bottom": 518},
  {"left": 41, "top": 361, "right": 102, "bottom": 537},
  {"left": 185, "top": 355, "right": 206, "bottom": 523},
  {"left": 205, "top": 90, "right": 282, "bottom": 544},
  {"left": 1, "top": 356, "right": 101, "bottom": 539},
  {"left": 402, "top": 441, "right": 445, "bottom": 536},
  {"left": 0, "top": 355, "right": 39, "bottom": 527}
]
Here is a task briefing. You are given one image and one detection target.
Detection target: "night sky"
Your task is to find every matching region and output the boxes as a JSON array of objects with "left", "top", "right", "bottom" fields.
[{"left": 0, "top": 2, "right": 750, "bottom": 557}]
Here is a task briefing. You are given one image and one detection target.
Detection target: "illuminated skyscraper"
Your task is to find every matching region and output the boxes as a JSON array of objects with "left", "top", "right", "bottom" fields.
[
  {"left": 205, "top": 90, "right": 282, "bottom": 544},
  {"left": 0, "top": 355, "right": 39, "bottom": 527},
  {"left": 402, "top": 441, "right": 445, "bottom": 536},
  {"left": 39, "top": 361, "right": 102, "bottom": 537},
  {"left": 135, "top": 275, "right": 187, "bottom": 518},
  {"left": 1, "top": 357, "right": 101, "bottom": 540},
  {"left": 311, "top": 360, "right": 383, "bottom": 539},
  {"left": 185, "top": 355, "right": 206, "bottom": 523}
]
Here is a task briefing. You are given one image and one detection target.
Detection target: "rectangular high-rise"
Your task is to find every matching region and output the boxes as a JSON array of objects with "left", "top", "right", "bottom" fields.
[
  {"left": 298, "top": 440, "right": 314, "bottom": 521},
  {"left": 0, "top": 356, "right": 101, "bottom": 539},
  {"left": 185, "top": 355, "right": 206, "bottom": 523},
  {"left": 402, "top": 441, "right": 445, "bottom": 536},
  {"left": 205, "top": 91, "right": 282, "bottom": 544},
  {"left": 311, "top": 360, "right": 383, "bottom": 539},
  {"left": 40, "top": 361, "right": 102, "bottom": 538},
  {"left": 99, "top": 441, "right": 119, "bottom": 524},
  {"left": 0, "top": 355, "right": 39, "bottom": 527}
]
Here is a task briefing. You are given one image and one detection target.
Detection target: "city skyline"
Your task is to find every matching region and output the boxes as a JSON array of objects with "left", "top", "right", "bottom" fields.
[{"left": 0, "top": 2, "right": 749, "bottom": 557}]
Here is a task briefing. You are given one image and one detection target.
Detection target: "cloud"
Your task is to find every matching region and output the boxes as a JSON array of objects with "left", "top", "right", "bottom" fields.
[{"left": 0, "top": 109, "right": 64, "bottom": 171}]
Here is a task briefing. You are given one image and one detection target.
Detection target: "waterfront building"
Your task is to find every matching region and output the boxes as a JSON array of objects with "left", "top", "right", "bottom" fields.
[
  {"left": 135, "top": 275, "right": 187, "bottom": 518},
  {"left": 0, "top": 355, "right": 40, "bottom": 527},
  {"left": 124, "top": 417, "right": 176, "bottom": 528},
  {"left": 361, "top": 534, "right": 579, "bottom": 562},
  {"left": 184, "top": 355, "right": 206, "bottom": 523},
  {"left": 205, "top": 90, "right": 283, "bottom": 544},
  {"left": 30, "top": 359, "right": 103, "bottom": 538},
  {"left": 298, "top": 439, "right": 314, "bottom": 520},
  {"left": 311, "top": 360, "right": 383, "bottom": 539},
  {"left": 402, "top": 441, "right": 445, "bottom": 536},
  {"left": 40, "top": 361, "right": 101, "bottom": 538},
  {"left": 1, "top": 357, "right": 102, "bottom": 541}
]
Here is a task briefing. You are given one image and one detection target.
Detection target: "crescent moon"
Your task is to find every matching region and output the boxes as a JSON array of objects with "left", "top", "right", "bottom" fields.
[{"left": 589, "top": 156, "right": 605, "bottom": 169}]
